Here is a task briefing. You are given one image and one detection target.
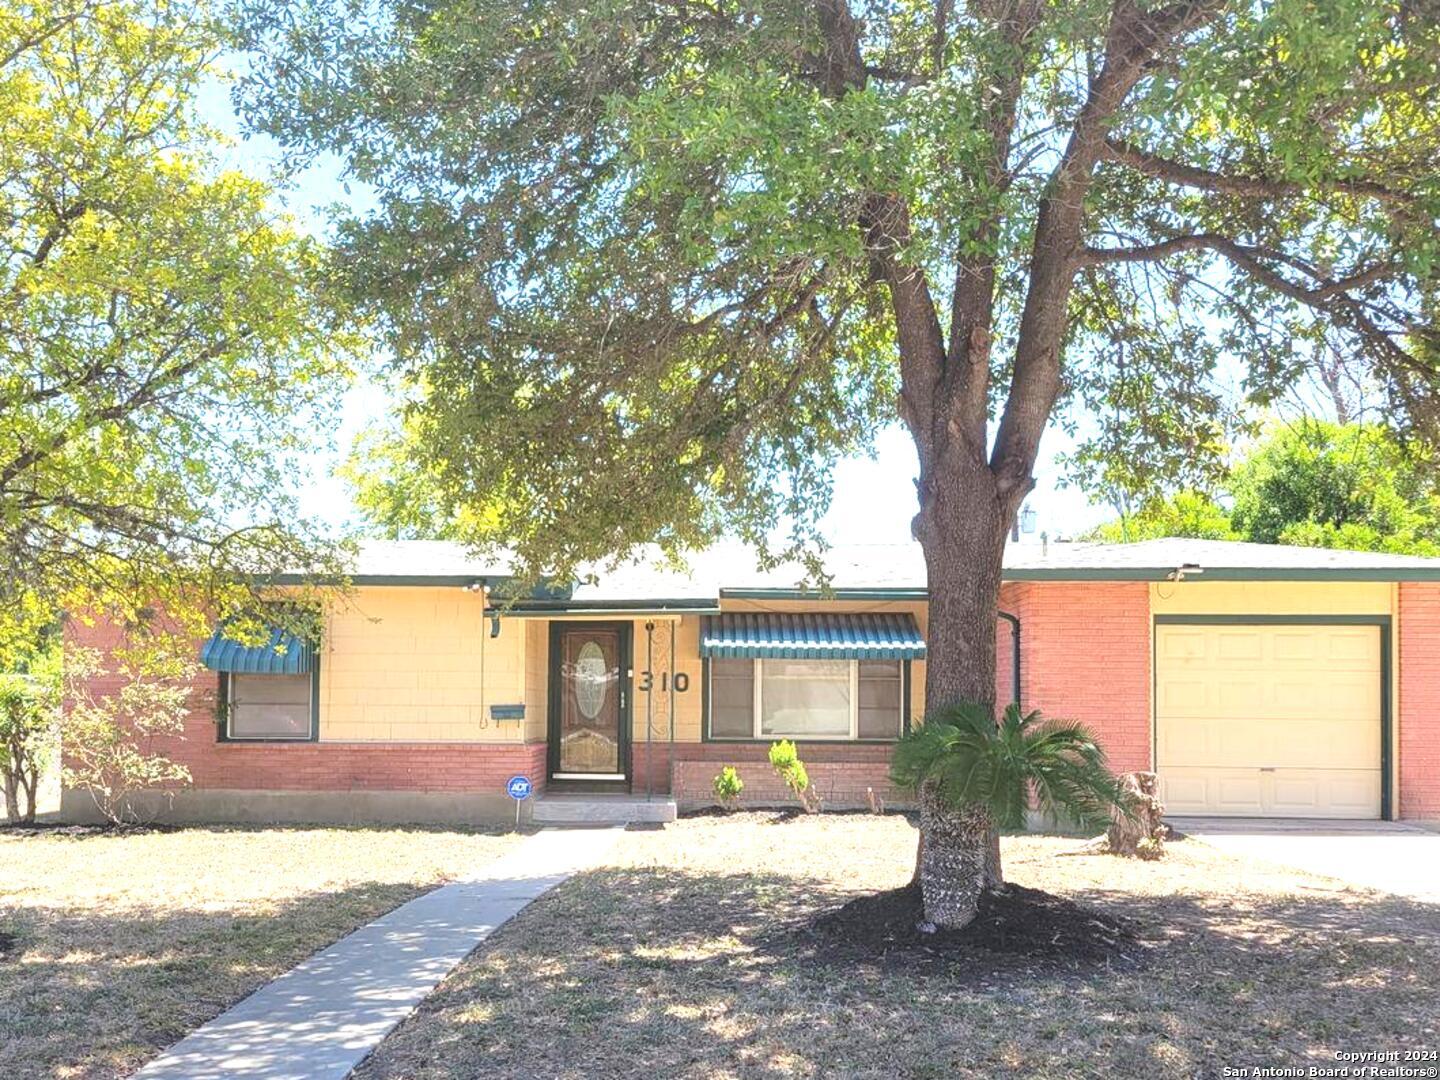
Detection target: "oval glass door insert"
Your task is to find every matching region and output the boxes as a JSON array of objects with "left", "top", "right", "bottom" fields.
[{"left": 574, "top": 640, "right": 609, "bottom": 719}]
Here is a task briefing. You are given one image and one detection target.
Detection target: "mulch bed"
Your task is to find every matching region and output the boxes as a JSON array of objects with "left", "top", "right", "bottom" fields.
[{"left": 801, "top": 881, "right": 1147, "bottom": 973}]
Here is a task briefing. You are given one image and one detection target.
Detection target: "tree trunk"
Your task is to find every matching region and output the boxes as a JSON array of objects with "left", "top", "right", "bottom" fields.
[
  {"left": 917, "top": 781, "right": 997, "bottom": 930},
  {"left": 908, "top": 454, "right": 1020, "bottom": 918},
  {"left": 2, "top": 771, "right": 19, "bottom": 823},
  {"left": 20, "top": 762, "right": 38, "bottom": 824}
]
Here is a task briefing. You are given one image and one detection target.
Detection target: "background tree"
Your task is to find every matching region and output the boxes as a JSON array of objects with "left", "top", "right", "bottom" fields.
[
  {"left": 0, "top": 0, "right": 355, "bottom": 661},
  {"left": 1231, "top": 421, "right": 1440, "bottom": 554},
  {"left": 236, "top": 0, "right": 1440, "bottom": 926},
  {"left": 1086, "top": 489, "right": 1237, "bottom": 543},
  {"left": 1086, "top": 421, "right": 1440, "bottom": 554}
]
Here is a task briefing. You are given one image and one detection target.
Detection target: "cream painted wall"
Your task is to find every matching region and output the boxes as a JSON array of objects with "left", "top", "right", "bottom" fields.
[
  {"left": 523, "top": 619, "right": 549, "bottom": 743},
  {"left": 630, "top": 616, "right": 703, "bottom": 744},
  {"left": 1149, "top": 580, "right": 1392, "bottom": 615},
  {"left": 319, "top": 588, "right": 529, "bottom": 742}
]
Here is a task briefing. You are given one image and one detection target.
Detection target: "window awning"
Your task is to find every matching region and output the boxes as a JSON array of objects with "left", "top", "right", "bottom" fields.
[
  {"left": 200, "top": 626, "right": 315, "bottom": 675},
  {"left": 700, "top": 613, "right": 926, "bottom": 660}
]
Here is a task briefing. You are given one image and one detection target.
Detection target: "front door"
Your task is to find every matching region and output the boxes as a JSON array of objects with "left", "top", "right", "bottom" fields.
[{"left": 548, "top": 622, "right": 630, "bottom": 783}]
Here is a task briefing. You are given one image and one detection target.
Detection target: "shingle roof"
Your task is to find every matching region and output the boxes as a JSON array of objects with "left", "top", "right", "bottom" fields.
[{"left": 321, "top": 536, "right": 1440, "bottom": 600}]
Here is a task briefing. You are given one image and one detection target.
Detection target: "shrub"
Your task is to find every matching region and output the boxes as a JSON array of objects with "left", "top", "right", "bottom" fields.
[
  {"left": 0, "top": 673, "right": 58, "bottom": 824},
  {"left": 62, "top": 646, "right": 193, "bottom": 826},
  {"left": 768, "top": 739, "right": 820, "bottom": 813},
  {"left": 711, "top": 766, "right": 744, "bottom": 808}
]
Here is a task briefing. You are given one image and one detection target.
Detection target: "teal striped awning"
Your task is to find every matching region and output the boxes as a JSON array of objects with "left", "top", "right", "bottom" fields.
[
  {"left": 200, "top": 626, "right": 315, "bottom": 675},
  {"left": 700, "top": 613, "right": 926, "bottom": 660}
]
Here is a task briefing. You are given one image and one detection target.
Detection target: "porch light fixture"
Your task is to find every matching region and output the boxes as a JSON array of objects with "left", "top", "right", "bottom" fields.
[{"left": 1166, "top": 563, "right": 1204, "bottom": 582}]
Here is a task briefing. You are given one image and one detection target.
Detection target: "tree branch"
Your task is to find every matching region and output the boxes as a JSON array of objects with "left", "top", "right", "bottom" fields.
[
  {"left": 813, "top": 0, "right": 947, "bottom": 460},
  {"left": 1101, "top": 137, "right": 1416, "bottom": 206},
  {"left": 991, "top": 0, "right": 1225, "bottom": 497},
  {"left": 1078, "top": 233, "right": 1396, "bottom": 302}
]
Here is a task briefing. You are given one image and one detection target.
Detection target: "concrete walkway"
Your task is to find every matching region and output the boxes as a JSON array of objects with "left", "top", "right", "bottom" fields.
[
  {"left": 1174, "top": 817, "right": 1440, "bottom": 902},
  {"left": 136, "top": 827, "right": 623, "bottom": 1080}
]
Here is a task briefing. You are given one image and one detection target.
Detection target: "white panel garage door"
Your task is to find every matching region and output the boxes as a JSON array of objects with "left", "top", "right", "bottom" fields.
[{"left": 1155, "top": 622, "right": 1382, "bottom": 819}]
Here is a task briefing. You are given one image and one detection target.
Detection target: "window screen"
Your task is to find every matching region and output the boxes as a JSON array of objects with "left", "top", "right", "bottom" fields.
[
  {"left": 759, "top": 658, "right": 850, "bottom": 737},
  {"left": 228, "top": 673, "right": 312, "bottom": 739},
  {"left": 709, "top": 657, "right": 754, "bottom": 738},
  {"left": 857, "top": 660, "right": 903, "bottom": 738}
]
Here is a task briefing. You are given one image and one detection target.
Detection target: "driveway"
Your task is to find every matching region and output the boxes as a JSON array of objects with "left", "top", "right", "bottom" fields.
[{"left": 1172, "top": 818, "right": 1440, "bottom": 902}]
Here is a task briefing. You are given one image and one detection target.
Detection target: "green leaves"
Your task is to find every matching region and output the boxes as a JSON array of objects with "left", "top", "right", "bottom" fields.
[
  {"left": 1230, "top": 420, "right": 1440, "bottom": 554},
  {"left": 233, "top": 0, "right": 1440, "bottom": 582},
  {"left": 1085, "top": 420, "right": 1440, "bottom": 556},
  {"left": 891, "top": 702, "right": 1124, "bottom": 832},
  {"left": 0, "top": 0, "right": 357, "bottom": 649}
]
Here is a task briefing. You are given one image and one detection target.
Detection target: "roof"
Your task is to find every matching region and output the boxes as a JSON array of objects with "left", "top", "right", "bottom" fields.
[{"left": 294, "top": 536, "right": 1440, "bottom": 603}]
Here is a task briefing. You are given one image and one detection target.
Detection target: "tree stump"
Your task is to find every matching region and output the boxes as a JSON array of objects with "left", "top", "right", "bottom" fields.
[{"left": 1107, "top": 771, "right": 1167, "bottom": 859}]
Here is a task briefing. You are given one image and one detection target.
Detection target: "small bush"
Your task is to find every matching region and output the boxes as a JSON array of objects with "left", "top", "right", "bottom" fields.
[
  {"left": 768, "top": 740, "right": 820, "bottom": 813},
  {"left": 62, "top": 645, "right": 193, "bottom": 826},
  {"left": 0, "top": 672, "right": 58, "bottom": 824},
  {"left": 711, "top": 766, "right": 744, "bottom": 808}
]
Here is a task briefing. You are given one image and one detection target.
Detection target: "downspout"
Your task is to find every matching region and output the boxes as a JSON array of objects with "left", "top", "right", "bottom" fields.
[{"left": 997, "top": 610, "right": 1021, "bottom": 706}]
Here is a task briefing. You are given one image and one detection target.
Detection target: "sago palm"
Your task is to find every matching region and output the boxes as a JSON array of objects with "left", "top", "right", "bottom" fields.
[{"left": 891, "top": 702, "right": 1128, "bottom": 930}]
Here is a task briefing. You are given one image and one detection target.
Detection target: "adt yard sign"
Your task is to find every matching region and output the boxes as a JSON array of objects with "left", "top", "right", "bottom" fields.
[
  {"left": 506, "top": 775, "right": 532, "bottom": 801},
  {"left": 506, "top": 774, "right": 531, "bottom": 830}
]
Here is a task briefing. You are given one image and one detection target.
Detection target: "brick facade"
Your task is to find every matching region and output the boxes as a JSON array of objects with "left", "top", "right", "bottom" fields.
[
  {"left": 670, "top": 742, "right": 905, "bottom": 809},
  {"left": 1001, "top": 580, "right": 1153, "bottom": 775},
  {"left": 1399, "top": 583, "right": 1440, "bottom": 820},
  {"left": 68, "top": 576, "right": 1440, "bottom": 822}
]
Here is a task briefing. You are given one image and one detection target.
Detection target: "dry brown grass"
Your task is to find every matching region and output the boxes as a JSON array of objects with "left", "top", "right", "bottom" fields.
[
  {"left": 0, "top": 824, "right": 520, "bottom": 1078},
  {"left": 355, "top": 812, "right": 1440, "bottom": 1080}
]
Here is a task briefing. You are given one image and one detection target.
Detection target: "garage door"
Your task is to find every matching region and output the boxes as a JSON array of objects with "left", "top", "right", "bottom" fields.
[{"left": 1154, "top": 622, "right": 1382, "bottom": 818}]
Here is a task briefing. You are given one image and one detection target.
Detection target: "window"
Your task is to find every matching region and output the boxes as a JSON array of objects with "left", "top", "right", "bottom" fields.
[
  {"left": 707, "top": 658, "right": 905, "bottom": 740},
  {"left": 226, "top": 673, "right": 314, "bottom": 740},
  {"left": 709, "top": 658, "right": 754, "bottom": 738}
]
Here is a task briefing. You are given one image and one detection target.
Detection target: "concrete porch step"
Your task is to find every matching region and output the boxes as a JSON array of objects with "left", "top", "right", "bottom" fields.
[{"left": 531, "top": 794, "right": 677, "bottom": 824}]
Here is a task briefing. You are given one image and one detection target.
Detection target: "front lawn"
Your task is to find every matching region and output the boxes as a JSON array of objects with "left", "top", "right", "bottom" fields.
[
  {"left": 356, "top": 812, "right": 1440, "bottom": 1079},
  {"left": 0, "top": 824, "right": 520, "bottom": 1078}
]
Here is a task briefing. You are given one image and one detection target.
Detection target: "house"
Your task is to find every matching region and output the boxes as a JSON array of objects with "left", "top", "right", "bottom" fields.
[{"left": 63, "top": 538, "right": 1440, "bottom": 824}]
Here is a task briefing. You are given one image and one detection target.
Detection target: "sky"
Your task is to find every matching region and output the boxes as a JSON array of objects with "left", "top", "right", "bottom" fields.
[{"left": 198, "top": 78, "right": 1111, "bottom": 548}]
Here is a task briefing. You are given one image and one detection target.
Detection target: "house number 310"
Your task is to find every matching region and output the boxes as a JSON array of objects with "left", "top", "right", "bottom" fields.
[{"left": 637, "top": 671, "right": 690, "bottom": 693}]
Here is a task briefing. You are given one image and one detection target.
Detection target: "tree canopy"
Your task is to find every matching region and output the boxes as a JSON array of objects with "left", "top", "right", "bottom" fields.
[
  {"left": 234, "top": 0, "right": 1440, "bottom": 585},
  {"left": 1087, "top": 420, "right": 1440, "bottom": 554},
  {"left": 0, "top": 0, "right": 355, "bottom": 660}
]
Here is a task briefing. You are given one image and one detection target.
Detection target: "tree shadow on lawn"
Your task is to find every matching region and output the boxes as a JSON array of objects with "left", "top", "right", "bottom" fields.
[
  {"left": 0, "top": 878, "right": 435, "bottom": 1080},
  {"left": 354, "top": 864, "right": 1440, "bottom": 1080}
]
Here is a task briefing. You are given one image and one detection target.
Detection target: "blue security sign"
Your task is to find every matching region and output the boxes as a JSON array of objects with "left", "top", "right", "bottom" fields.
[{"left": 506, "top": 775, "right": 533, "bottom": 801}]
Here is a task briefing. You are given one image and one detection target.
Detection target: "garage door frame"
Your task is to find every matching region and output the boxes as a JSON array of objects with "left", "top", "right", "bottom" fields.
[{"left": 1152, "top": 613, "right": 1393, "bottom": 820}]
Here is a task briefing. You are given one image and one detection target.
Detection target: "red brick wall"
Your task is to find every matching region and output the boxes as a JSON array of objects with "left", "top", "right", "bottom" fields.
[
  {"left": 65, "top": 617, "right": 548, "bottom": 796},
  {"left": 1003, "top": 580, "right": 1152, "bottom": 774},
  {"left": 1399, "top": 583, "right": 1440, "bottom": 820},
  {"left": 671, "top": 742, "right": 905, "bottom": 808},
  {"left": 632, "top": 742, "right": 674, "bottom": 796}
]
